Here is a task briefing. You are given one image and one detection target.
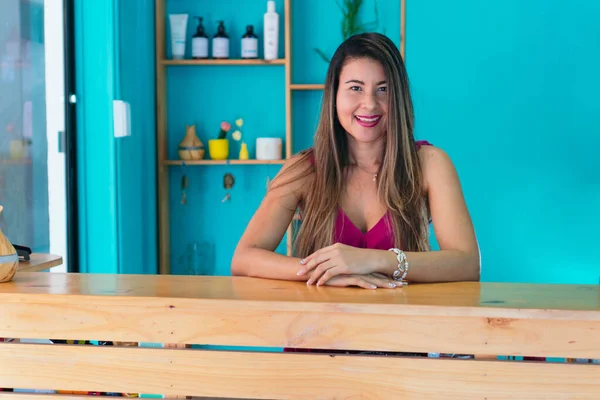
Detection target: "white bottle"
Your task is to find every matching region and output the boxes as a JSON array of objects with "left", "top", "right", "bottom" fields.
[{"left": 263, "top": 1, "right": 279, "bottom": 60}]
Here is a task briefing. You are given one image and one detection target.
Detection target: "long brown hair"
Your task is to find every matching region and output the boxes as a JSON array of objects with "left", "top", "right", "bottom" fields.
[{"left": 275, "top": 33, "right": 430, "bottom": 257}]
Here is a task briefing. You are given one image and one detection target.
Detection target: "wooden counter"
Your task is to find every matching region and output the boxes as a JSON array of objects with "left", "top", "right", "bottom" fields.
[
  {"left": 0, "top": 272, "right": 598, "bottom": 399},
  {"left": 17, "top": 253, "right": 63, "bottom": 272}
]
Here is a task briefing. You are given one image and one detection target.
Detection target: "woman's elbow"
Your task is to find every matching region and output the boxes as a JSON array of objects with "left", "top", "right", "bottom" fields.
[
  {"left": 230, "top": 249, "right": 248, "bottom": 276},
  {"left": 468, "top": 250, "right": 481, "bottom": 282}
]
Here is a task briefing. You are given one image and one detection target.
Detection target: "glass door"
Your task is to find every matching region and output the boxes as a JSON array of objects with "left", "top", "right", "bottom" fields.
[{"left": 0, "top": 0, "right": 76, "bottom": 272}]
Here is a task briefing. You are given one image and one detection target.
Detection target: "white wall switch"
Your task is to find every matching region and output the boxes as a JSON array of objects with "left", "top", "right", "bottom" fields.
[{"left": 113, "top": 100, "right": 131, "bottom": 138}]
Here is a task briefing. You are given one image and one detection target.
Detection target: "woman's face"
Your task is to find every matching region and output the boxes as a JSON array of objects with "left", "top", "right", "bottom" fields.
[{"left": 335, "top": 57, "right": 389, "bottom": 144}]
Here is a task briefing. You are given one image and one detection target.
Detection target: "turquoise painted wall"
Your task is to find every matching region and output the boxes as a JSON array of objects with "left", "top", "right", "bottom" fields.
[
  {"left": 115, "top": 0, "right": 158, "bottom": 274},
  {"left": 75, "top": 0, "right": 156, "bottom": 273},
  {"left": 408, "top": 0, "right": 600, "bottom": 284},
  {"left": 78, "top": 0, "right": 599, "bottom": 283},
  {"left": 75, "top": 0, "right": 118, "bottom": 273}
]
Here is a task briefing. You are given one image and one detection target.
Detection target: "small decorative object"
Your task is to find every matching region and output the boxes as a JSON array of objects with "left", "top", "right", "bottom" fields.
[
  {"left": 239, "top": 143, "right": 249, "bottom": 160},
  {"left": 231, "top": 118, "right": 249, "bottom": 160},
  {"left": 178, "top": 125, "right": 205, "bottom": 161},
  {"left": 208, "top": 121, "right": 231, "bottom": 160},
  {"left": 222, "top": 172, "right": 234, "bottom": 202},
  {"left": 256, "top": 137, "right": 282, "bottom": 160},
  {"left": 180, "top": 172, "right": 188, "bottom": 205},
  {"left": 0, "top": 205, "right": 18, "bottom": 283},
  {"left": 314, "top": 0, "right": 382, "bottom": 63}
]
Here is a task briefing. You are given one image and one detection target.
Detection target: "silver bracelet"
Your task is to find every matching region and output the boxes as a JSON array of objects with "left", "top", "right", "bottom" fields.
[{"left": 388, "top": 248, "right": 409, "bottom": 281}]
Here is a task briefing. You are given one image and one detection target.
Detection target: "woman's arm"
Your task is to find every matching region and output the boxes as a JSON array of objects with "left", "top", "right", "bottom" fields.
[
  {"left": 231, "top": 155, "right": 309, "bottom": 281},
  {"left": 411, "top": 144, "right": 480, "bottom": 281},
  {"left": 299, "top": 145, "right": 481, "bottom": 285}
]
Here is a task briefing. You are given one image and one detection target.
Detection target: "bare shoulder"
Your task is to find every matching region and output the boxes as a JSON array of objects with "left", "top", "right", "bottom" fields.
[
  {"left": 269, "top": 149, "right": 315, "bottom": 201},
  {"left": 417, "top": 145, "right": 459, "bottom": 192}
]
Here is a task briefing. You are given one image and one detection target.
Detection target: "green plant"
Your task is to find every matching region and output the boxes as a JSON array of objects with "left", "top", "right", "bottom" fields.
[
  {"left": 314, "top": 0, "right": 382, "bottom": 63},
  {"left": 217, "top": 121, "right": 231, "bottom": 139}
]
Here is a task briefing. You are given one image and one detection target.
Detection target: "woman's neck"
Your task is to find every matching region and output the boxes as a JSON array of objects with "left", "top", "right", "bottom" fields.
[{"left": 347, "top": 135, "right": 385, "bottom": 169}]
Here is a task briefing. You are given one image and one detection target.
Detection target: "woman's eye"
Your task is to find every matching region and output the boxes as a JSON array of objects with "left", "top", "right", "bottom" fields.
[
  {"left": 350, "top": 86, "right": 361, "bottom": 91},
  {"left": 378, "top": 86, "right": 387, "bottom": 92}
]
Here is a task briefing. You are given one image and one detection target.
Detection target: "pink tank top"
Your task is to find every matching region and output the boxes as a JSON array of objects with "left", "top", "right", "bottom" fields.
[{"left": 334, "top": 140, "right": 432, "bottom": 250}]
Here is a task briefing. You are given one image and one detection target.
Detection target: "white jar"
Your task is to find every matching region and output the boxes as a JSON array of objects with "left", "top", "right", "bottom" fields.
[{"left": 256, "top": 138, "right": 282, "bottom": 160}]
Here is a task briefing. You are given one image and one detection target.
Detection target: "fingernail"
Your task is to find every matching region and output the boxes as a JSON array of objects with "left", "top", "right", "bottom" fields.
[
  {"left": 299, "top": 259, "right": 305, "bottom": 264},
  {"left": 297, "top": 269, "right": 304, "bottom": 276},
  {"left": 371, "top": 285, "right": 377, "bottom": 289},
  {"left": 388, "top": 282, "right": 396, "bottom": 288}
]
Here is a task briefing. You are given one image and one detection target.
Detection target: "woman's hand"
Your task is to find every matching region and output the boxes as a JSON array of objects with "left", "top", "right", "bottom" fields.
[
  {"left": 322, "top": 273, "right": 404, "bottom": 289},
  {"left": 297, "top": 243, "right": 390, "bottom": 286}
]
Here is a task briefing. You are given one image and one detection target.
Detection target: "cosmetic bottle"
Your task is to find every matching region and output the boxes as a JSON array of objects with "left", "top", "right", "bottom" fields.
[
  {"left": 263, "top": 1, "right": 279, "bottom": 60},
  {"left": 212, "top": 20, "right": 230, "bottom": 59},
  {"left": 241, "top": 25, "right": 258, "bottom": 59},
  {"left": 191, "top": 17, "right": 209, "bottom": 59}
]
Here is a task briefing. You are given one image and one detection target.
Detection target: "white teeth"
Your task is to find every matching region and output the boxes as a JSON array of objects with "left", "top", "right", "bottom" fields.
[{"left": 356, "top": 116, "right": 380, "bottom": 122}]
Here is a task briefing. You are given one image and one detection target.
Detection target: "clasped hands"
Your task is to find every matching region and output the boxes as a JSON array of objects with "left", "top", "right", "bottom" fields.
[{"left": 296, "top": 243, "right": 403, "bottom": 289}]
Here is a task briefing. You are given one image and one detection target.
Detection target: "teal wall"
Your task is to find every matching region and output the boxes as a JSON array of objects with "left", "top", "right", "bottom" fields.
[
  {"left": 75, "top": 0, "right": 156, "bottom": 273},
  {"left": 75, "top": 0, "right": 118, "bottom": 272},
  {"left": 114, "top": 0, "right": 157, "bottom": 274},
  {"left": 77, "top": 0, "right": 599, "bottom": 283},
  {"left": 408, "top": 0, "right": 600, "bottom": 284}
]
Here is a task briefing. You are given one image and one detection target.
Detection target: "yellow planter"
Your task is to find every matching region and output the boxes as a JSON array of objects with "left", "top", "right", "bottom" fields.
[{"left": 208, "top": 139, "right": 229, "bottom": 160}]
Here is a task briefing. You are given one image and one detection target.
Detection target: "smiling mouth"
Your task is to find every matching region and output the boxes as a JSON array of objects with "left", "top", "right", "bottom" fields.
[{"left": 355, "top": 115, "right": 382, "bottom": 127}]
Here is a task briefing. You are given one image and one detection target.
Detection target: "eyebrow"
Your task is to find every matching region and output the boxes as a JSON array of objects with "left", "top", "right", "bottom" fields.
[{"left": 344, "top": 79, "right": 387, "bottom": 85}]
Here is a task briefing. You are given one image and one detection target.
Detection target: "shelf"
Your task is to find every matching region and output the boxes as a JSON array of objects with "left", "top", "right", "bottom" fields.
[
  {"left": 290, "top": 84, "right": 324, "bottom": 91},
  {"left": 0, "top": 159, "right": 32, "bottom": 165},
  {"left": 162, "top": 59, "right": 286, "bottom": 66},
  {"left": 155, "top": 0, "right": 406, "bottom": 274},
  {"left": 164, "top": 159, "right": 286, "bottom": 166}
]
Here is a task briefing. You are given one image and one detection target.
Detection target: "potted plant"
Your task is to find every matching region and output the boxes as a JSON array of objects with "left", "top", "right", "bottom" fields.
[
  {"left": 314, "top": 0, "right": 382, "bottom": 63},
  {"left": 208, "top": 121, "right": 231, "bottom": 160}
]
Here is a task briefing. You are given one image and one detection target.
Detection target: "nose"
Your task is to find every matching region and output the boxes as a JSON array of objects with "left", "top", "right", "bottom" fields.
[{"left": 361, "top": 93, "right": 377, "bottom": 110}]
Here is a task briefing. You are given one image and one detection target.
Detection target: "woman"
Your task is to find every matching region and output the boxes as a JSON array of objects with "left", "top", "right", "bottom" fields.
[{"left": 232, "top": 33, "right": 480, "bottom": 288}]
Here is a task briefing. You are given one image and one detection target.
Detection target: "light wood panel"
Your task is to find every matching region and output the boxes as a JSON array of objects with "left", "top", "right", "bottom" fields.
[
  {"left": 155, "top": 0, "right": 170, "bottom": 275},
  {"left": 163, "top": 159, "right": 286, "bottom": 166},
  {"left": 284, "top": 0, "right": 294, "bottom": 256},
  {"left": 162, "top": 59, "right": 285, "bottom": 66},
  {"left": 1, "top": 273, "right": 599, "bottom": 358},
  {"left": 0, "top": 396, "right": 94, "bottom": 400},
  {"left": 401, "top": 0, "right": 406, "bottom": 58},
  {"left": 17, "top": 253, "right": 63, "bottom": 272},
  {"left": 1, "top": 297, "right": 598, "bottom": 358},
  {"left": 1, "top": 343, "right": 598, "bottom": 399},
  {"left": 2, "top": 273, "right": 597, "bottom": 312},
  {"left": 289, "top": 83, "right": 324, "bottom": 90}
]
